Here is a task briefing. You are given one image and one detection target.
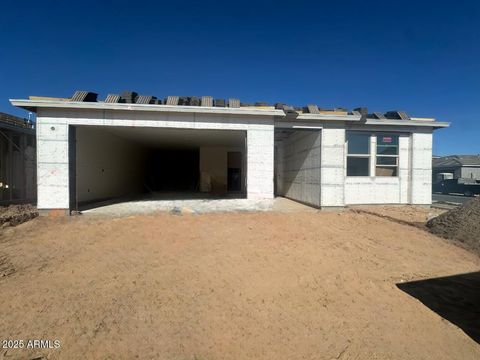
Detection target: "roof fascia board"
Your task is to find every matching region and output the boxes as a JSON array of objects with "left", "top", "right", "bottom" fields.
[
  {"left": 275, "top": 121, "right": 323, "bottom": 130},
  {"left": 296, "top": 113, "right": 361, "bottom": 122},
  {"left": 365, "top": 118, "right": 449, "bottom": 128},
  {"left": 10, "top": 99, "right": 284, "bottom": 117}
]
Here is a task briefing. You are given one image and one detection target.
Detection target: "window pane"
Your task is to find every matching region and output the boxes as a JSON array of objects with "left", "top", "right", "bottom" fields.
[
  {"left": 347, "top": 133, "right": 370, "bottom": 154},
  {"left": 376, "top": 156, "right": 397, "bottom": 165},
  {"left": 376, "top": 166, "right": 397, "bottom": 176},
  {"left": 377, "top": 146, "right": 398, "bottom": 155},
  {"left": 377, "top": 134, "right": 399, "bottom": 146},
  {"left": 347, "top": 157, "right": 369, "bottom": 176}
]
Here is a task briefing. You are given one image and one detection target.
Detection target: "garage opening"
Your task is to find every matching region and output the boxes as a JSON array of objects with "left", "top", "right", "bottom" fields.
[
  {"left": 274, "top": 129, "right": 322, "bottom": 207},
  {"left": 73, "top": 126, "right": 247, "bottom": 210}
]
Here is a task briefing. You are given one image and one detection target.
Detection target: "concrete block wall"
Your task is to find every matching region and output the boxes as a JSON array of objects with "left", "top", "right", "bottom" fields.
[
  {"left": 76, "top": 126, "right": 147, "bottom": 203},
  {"left": 344, "top": 134, "right": 411, "bottom": 205},
  {"left": 247, "top": 128, "right": 274, "bottom": 199},
  {"left": 320, "top": 128, "right": 346, "bottom": 207},
  {"left": 36, "top": 108, "right": 275, "bottom": 210},
  {"left": 410, "top": 131, "right": 433, "bottom": 204},
  {"left": 275, "top": 130, "right": 321, "bottom": 207},
  {"left": 36, "top": 117, "right": 70, "bottom": 209}
]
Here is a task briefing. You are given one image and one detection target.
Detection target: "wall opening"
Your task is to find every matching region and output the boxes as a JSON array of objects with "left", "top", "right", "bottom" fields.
[
  {"left": 74, "top": 126, "right": 247, "bottom": 210},
  {"left": 274, "top": 129, "right": 322, "bottom": 207}
]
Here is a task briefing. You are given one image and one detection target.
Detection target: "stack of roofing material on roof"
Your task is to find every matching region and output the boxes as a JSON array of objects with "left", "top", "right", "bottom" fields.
[
  {"left": 71, "top": 91, "right": 98, "bottom": 102},
  {"left": 104, "top": 94, "right": 120, "bottom": 103},
  {"left": 214, "top": 99, "right": 226, "bottom": 107},
  {"left": 120, "top": 91, "right": 138, "bottom": 104},
  {"left": 201, "top": 96, "right": 213, "bottom": 107},
  {"left": 136, "top": 95, "right": 157, "bottom": 104},
  {"left": 228, "top": 98, "right": 240, "bottom": 108},
  {"left": 384, "top": 111, "right": 409, "bottom": 120},
  {"left": 176, "top": 96, "right": 200, "bottom": 106},
  {"left": 165, "top": 96, "right": 179, "bottom": 105},
  {"left": 189, "top": 97, "right": 200, "bottom": 106},
  {"left": 304, "top": 104, "right": 320, "bottom": 114},
  {"left": 370, "top": 112, "right": 386, "bottom": 119}
]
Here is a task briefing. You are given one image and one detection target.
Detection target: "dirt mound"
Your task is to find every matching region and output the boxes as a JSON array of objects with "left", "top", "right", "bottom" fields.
[
  {"left": 427, "top": 197, "right": 480, "bottom": 255},
  {"left": 0, "top": 204, "right": 38, "bottom": 227}
]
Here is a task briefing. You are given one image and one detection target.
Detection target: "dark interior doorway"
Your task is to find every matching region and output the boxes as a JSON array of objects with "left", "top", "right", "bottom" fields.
[
  {"left": 227, "top": 151, "right": 242, "bottom": 192},
  {"left": 146, "top": 149, "right": 199, "bottom": 192}
]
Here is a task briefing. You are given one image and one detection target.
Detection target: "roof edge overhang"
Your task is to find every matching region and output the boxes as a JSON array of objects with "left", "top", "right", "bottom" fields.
[
  {"left": 9, "top": 99, "right": 284, "bottom": 117},
  {"left": 10, "top": 99, "right": 450, "bottom": 129},
  {"left": 295, "top": 113, "right": 361, "bottom": 122},
  {"left": 364, "top": 118, "right": 450, "bottom": 129}
]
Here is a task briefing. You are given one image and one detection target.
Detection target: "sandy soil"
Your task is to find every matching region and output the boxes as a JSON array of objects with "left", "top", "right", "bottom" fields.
[
  {"left": 0, "top": 209, "right": 479, "bottom": 359},
  {"left": 351, "top": 205, "right": 446, "bottom": 227}
]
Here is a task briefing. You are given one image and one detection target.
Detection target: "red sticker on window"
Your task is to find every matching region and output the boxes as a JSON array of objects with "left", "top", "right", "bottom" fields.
[{"left": 382, "top": 137, "right": 392, "bottom": 143}]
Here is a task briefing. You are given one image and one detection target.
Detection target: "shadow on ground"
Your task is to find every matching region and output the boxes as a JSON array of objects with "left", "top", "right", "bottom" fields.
[{"left": 397, "top": 271, "right": 480, "bottom": 344}]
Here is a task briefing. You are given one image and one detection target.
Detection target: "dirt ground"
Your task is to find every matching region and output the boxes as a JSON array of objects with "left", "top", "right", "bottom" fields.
[
  {"left": 0, "top": 208, "right": 479, "bottom": 359},
  {"left": 0, "top": 204, "right": 38, "bottom": 228},
  {"left": 427, "top": 197, "right": 480, "bottom": 255},
  {"left": 351, "top": 205, "right": 446, "bottom": 227}
]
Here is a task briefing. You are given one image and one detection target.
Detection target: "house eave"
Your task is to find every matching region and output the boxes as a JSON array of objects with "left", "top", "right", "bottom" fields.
[
  {"left": 9, "top": 99, "right": 284, "bottom": 117},
  {"left": 364, "top": 118, "right": 450, "bottom": 129}
]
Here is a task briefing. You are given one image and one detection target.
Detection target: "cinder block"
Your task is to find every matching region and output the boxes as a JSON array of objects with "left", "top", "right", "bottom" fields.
[{"left": 37, "top": 140, "right": 68, "bottom": 163}]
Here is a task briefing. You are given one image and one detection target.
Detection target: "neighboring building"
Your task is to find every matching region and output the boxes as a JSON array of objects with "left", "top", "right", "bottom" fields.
[
  {"left": 432, "top": 155, "right": 480, "bottom": 182},
  {"left": 11, "top": 92, "right": 449, "bottom": 214},
  {"left": 0, "top": 112, "right": 36, "bottom": 203}
]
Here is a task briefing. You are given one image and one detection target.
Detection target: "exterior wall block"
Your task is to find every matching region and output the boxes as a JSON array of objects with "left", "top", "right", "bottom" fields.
[{"left": 320, "top": 128, "right": 346, "bottom": 207}]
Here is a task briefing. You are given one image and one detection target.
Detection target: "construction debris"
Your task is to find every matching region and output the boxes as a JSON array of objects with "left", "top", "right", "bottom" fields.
[{"left": 0, "top": 204, "right": 38, "bottom": 228}]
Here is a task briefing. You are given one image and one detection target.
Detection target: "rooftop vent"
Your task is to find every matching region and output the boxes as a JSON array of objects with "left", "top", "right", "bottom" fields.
[
  {"left": 71, "top": 91, "right": 98, "bottom": 102},
  {"left": 201, "top": 96, "right": 213, "bottom": 107},
  {"left": 104, "top": 94, "right": 120, "bottom": 103}
]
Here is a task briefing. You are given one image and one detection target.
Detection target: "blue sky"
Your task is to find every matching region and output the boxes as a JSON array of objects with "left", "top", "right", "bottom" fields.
[{"left": 0, "top": 0, "right": 478, "bottom": 155}]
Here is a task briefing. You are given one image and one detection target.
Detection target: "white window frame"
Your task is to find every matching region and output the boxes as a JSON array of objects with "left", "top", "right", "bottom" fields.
[
  {"left": 375, "top": 134, "right": 399, "bottom": 177},
  {"left": 346, "top": 131, "right": 400, "bottom": 178},
  {"left": 346, "top": 132, "right": 371, "bottom": 177}
]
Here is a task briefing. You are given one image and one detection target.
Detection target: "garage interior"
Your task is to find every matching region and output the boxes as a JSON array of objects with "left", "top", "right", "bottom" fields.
[
  {"left": 275, "top": 129, "right": 322, "bottom": 207},
  {"left": 73, "top": 126, "right": 246, "bottom": 210}
]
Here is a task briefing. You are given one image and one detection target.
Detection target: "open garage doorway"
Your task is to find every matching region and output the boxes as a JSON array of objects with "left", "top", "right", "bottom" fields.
[{"left": 72, "top": 126, "right": 247, "bottom": 211}]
